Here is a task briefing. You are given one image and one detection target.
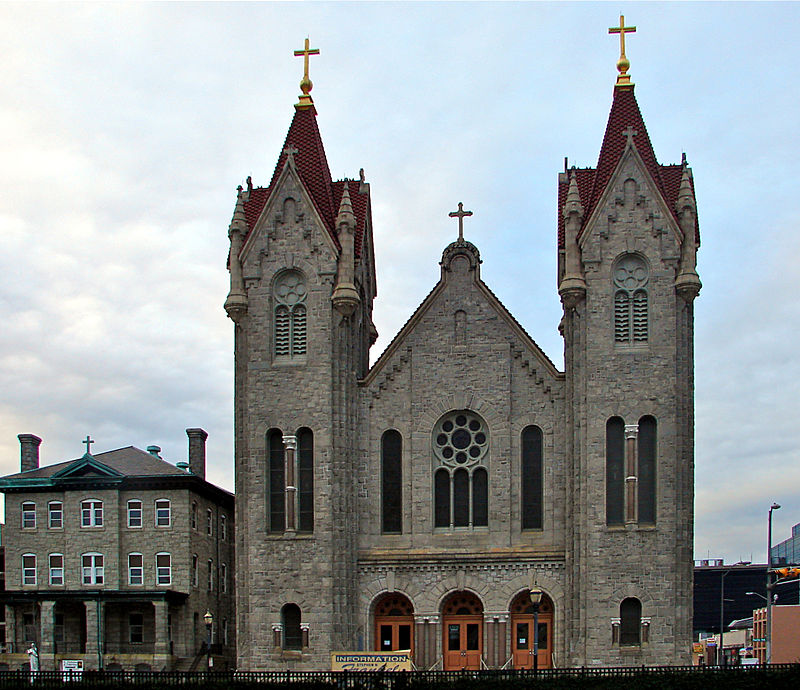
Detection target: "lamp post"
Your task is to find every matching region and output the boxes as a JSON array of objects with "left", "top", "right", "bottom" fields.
[
  {"left": 203, "top": 610, "right": 214, "bottom": 671},
  {"left": 767, "top": 502, "right": 780, "bottom": 665},
  {"left": 530, "top": 587, "right": 543, "bottom": 675}
]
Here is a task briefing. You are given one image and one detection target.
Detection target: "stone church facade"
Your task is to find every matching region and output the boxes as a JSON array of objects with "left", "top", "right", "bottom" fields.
[{"left": 225, "top": 37, "right": 701, "bottom": 670}]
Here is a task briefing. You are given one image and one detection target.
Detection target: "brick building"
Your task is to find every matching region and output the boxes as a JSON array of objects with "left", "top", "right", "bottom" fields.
[
  {"left": 0, "top": 430, "right": 234, "bottom": 672},
  {"left": 225, "top": 27, "right": 701, "bottom": 671}
]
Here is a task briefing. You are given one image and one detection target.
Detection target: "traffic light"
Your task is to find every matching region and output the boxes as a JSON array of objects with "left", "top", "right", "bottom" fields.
[{"left": 773, "top": 567, "right": 800, "bottom": 579}]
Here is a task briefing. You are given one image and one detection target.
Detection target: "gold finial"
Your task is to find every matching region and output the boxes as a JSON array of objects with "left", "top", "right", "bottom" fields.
[
  {"left": 608, "top": 15, "right": 636, "bottom": 87},
  {"left": 293, "top": 38, "right": 320, "bottom": 109}
]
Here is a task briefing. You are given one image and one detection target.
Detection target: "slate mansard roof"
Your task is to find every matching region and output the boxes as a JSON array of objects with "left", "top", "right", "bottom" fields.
[
  {"left": 558, "top": 84, "right": 700, "bottom": 248},
  {"left": 0, "top": 446, "right": 233, "bottom": 506}
]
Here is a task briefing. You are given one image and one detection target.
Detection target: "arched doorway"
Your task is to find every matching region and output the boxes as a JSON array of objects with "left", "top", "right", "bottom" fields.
[
  {"left": 441, "top": 591, "right": 483, "bottom": 670},
  {"left": 373, "top": 594, "right": 414, "bottom": 657},
  {"left": 509, "top": 590, "right": 553, "bottom": 669}
]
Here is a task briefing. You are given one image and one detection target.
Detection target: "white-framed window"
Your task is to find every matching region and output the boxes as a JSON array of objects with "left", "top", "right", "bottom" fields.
[
  {"left": 156, "top": 553, "right": 171, "bottom": 585},
  {"left": 221, "top": 563, "right": 227, "bottom": 593},
  {"left": 22, "top": 554, "right": 36, "bottom": 585},
  {"left": 192, "top": 554, "right": 198, "bottom": 588},
  {"left": 82, "top": 553, "right": 104, "bottom": 585},
  {"left": 127, "top": 500, "right": 143, "bottom": 528},
  {"left": 49, "top": 554, "right": 64, "bottom": 585},
  {"left": 81, "top": 499, "right": 103, "bottom": 527},
  {"left": 155, "top": 499, "right": 171, "bottom": 527},
  {"left": 128, "top": 553, "right": 143, "bottom": 586},
  {"left": 207, "top": 508, "right": 213, "bottom": 536},
  {"left": 21, "top": 502, "right": 36, "bottom": 529},
  {"left": 207, "top": 559, "right": 213, "bottom": 591},
  {"left": 191, "top": 501, "right": 198, "bottom": 530},
  {"left": 48, "top": 501, "right": 63, "bottom": 529},
  {"left": 220, "top": 514, "right": 227, "bottom": 541},
  {"left": 129, "top": 612, "right": 144, "bottom": 644}
]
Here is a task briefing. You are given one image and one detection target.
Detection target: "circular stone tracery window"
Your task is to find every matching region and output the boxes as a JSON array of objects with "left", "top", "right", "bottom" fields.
[{"left": 433, "top": 411, "right": 488, "bottom": 468}]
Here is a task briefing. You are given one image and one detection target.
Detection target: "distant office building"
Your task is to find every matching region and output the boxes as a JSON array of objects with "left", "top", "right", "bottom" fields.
[
  {"left": 0, "top": 431, "right": 234, "bottom": 672},
  {"left": 771, "top": 523, "right": 800, "bottom": 566}
]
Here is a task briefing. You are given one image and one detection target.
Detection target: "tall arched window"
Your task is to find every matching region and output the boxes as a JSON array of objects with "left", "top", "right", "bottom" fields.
[
  {"left": 521, "top": 426, "right": 543, "bottom": 529},
  {"left": 433, "top": 410, "right": 489, "bottom": 529},
  {"left": 638, "top": 416, "right": 657, "bottom": 524},
  {"left": 268, "top": 429, "right": 285, "bottom": 532},
  {"left": 297, "top": 427, "right": 314, "bottom": 533},
  {"left": 613, "top": 254, "right": 649, "bottom": 344},
  {"left": 281, "top": 604, "right": 302, "bottom": 650},
  {"left": 619, "top": 598, "right": 642, "bottom": 646},
  {"left": 381, "top": 430, "right": 402, "bottom": 534},
  {"left": 606, "top": 417, "right": 625, "bottom": 526},
  {"left": 273, "top": 270, "right": 307, "bottom": 359}
]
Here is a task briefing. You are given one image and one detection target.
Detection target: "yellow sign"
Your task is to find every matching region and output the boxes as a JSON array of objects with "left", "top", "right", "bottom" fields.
[
  {"left": 331, "top": 651, "right": 412, "bottom": 671},
  {"left": 692, "top": 642, "right": 705, "bottom": 653}
]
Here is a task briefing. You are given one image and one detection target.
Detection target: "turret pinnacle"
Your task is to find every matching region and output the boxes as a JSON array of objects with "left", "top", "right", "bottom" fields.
[
  {"left": 336, "top": 181, "right": 356, "bottom": 228},
  {"left": 331, "top": 181, "right": 360, "bottom": 317},
  {"left": 559, "top": 170, "right": 586, "bottom": 308},
  {"left": 674, "top": 162, "right": 702, "bottom": 302},
  {"left": 224, "top": 186, "right": 249, "bottom": 322}
]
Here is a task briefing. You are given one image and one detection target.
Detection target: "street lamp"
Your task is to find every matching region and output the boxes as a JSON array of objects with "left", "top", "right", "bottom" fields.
[
  {"left": 530, "top": 587, "right": 543, "bottom": 675},
  {"left": 767, "top": 503, "right": 780, "bottom": 665},
  {"left": 203, "top": 610, "right": 214, "bottom": 671}
]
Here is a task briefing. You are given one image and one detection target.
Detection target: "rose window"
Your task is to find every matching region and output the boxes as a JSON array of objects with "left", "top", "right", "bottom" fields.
[{"left": 433, "top": 411, "right": 488, "bottom": 467}]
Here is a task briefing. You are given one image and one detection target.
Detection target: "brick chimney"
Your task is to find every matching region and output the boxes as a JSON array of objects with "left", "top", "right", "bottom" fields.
[
  {"left": 186, "top": 428, "right": 208, "bottom": 479},
  {"left": 18, "top": 434, "right": 42, "bottom": 473}
]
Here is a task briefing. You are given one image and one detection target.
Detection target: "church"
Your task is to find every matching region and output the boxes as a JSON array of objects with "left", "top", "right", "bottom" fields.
[{"left": 225, "top": 20, "right": 701, "bottom": 670}]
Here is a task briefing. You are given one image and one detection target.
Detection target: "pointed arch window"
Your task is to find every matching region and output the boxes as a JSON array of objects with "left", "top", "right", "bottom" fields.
[
  {"left": 274, "top": 271, "right": 307, "bottom": 359},
  {"left": 268, "top": 428, "right": 285, "bottom": 532},
  {"left": 619, "top": 598, "right": 642, "bottom": 646},
  {"left": 521, "top": 426, "right": 543, "bottom": 530},
  {"left": 606, "top": 417, "right": 625, "bottom": 526},
  {"left": 613, "top": 254, "right": 649, "bottom": 345},
  {"left": 433, "top": 411, "right": 489, "bottom": 530},
  {"left": 381, "top": 430, "right": 402, "bottom": 534},
  {"left": 297, "top": 427, "right": 314, "bottom": 533},
  {"left": 637, "top": 416, "right": 657, "bottom": 524}
]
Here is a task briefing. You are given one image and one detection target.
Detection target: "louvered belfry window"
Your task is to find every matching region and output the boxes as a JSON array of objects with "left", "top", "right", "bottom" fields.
[
  {"left": 612, "top": 254, "right": 649, "bottom": 345},
  {"left": 273, "top": 270, "right": 308, "bottom": 359}
]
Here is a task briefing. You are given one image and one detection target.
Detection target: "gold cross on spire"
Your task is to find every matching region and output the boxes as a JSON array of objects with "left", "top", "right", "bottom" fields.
[
  {"left": 294, "top": 38, "right": 320, "bottom": 109},
  {"left": 449, "top": 202, "right": 473, "bottom": 242},
  {"left": 609, "top": 15, "right": 636, "bottom": 87}
]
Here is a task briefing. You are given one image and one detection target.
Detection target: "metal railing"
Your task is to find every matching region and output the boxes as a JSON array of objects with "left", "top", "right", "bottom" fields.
[{"left": 0, "top": 665, "right": 795, "bottom": 688}]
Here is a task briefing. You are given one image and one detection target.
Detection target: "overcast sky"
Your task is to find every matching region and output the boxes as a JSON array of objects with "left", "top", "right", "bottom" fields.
[{"left": 0, "top": 2, "right": 798, "bottom": 565}]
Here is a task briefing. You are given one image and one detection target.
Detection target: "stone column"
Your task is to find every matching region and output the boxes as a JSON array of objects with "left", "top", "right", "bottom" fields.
[
  {"left": 624, "top": 424, "right": 639, "bottom": 523},
  {"left": 414, "top": 616, "right": 426, "bottom": 670},
  {"left": 84, "top": 601, "right": 100, "bottom": 664},
  {"left": 485, "top": 616, "right": 496, "bottom": 668},
  {"left": 39, "top": 601, "right": 55, "bottom": 666},
  {"left": 5, "top": 606, "right": 16, "bottom": 653},
  {"left": 154, "top": 600, "right": 169, "bottom": 655},
  {"left": 428, "top": 615, "right": 440, "bottom": 669},
  {"left": 283, "top": 435, "right": 297, "bottom": 533},
  {"left": 496, "top": 615, "right": 508, "bottom": 668}
]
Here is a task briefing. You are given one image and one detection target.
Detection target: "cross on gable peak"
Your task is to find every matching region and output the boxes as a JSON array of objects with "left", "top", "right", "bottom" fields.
[
  {"left": 448, "top": 202, "right": 473, "bottom": 241},
  {"left": 283, "top": 144, "right": 298, "bottom": 166},
  {"left": 82, "top": 435, "right": 94, "bottom": 455},
  {"left": 623, "top": 126, "right": 638, "bottom": 147}
]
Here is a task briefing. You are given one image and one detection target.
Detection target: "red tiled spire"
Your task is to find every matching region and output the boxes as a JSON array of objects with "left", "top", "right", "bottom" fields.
[{"left": 558, "top": 84, "right": 699, "bottom": 247}]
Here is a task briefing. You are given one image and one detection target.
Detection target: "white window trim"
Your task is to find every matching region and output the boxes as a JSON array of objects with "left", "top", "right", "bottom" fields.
[
  {"left": 49, "top": 553, "right": 64, "bottom": 586},
  {"left": 82, "top": 552, "right": 104, "bottom": 585},
  {"left": 155, "top": 498, "right": 171, "bottom": 527},
  {"left": 22, "top": 553, "right": 36, "bottom": 586},
  {"left": 81, "top": 499, "right": 104, "bottom": 528},
  {"left": 127, "top": 499, "right": 143, "bottom": 528},
  {"left": 48, "top": 501, "right": 63, "bottom": 529},
  {"left": 156, "top": 552, "right": 172, "bottom": 586},
  {"left": 128, "top": 552, "right": 144, "bottom": 586},
  {"left": 21, "top": 502, "right": 36, "bottom": 529}
]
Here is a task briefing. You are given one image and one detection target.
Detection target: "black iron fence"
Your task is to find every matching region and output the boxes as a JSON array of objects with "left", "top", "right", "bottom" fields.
[{"left": 0, "top": 665, "right": 797, "bottom": 689}]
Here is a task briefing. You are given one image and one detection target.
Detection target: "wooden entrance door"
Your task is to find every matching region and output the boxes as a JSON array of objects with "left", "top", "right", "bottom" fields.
[
  {"left": 374, "top": 593, "right": 414, "bottom": 657},
  {"left": 511, "top": 614, "right": 552, "bottom": 669},
  {"left": 444, "top": 615, "right": 482, "bottom": 670},
  {"left": 441, "top": 591, "right": 484, "bottom": 670},
  {"left": 509, "top": 590, "right": 554, "bottom": 669}
]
